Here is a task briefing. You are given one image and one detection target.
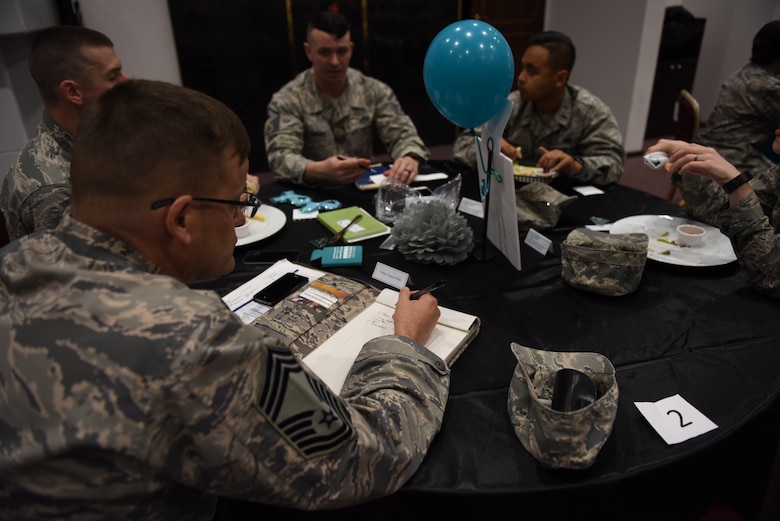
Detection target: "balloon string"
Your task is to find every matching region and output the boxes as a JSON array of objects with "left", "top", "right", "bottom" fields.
[{"left": 475, "top": 134, "right": 503, "bottom": 202}]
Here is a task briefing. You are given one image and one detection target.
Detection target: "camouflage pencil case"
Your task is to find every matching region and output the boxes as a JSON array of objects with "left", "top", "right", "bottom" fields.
[
  {"left": 561, "top": 227, "right": 648, "bottom": 296},
  {"left": 507, "top": 343, "right": 618, "bottom": 470}
]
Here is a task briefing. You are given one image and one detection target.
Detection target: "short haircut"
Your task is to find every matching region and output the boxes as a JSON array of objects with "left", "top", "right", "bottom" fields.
[
  {"left": 306, "top": 11, "right": 350, "bottom": 40},
  {"left": 28, "top": 25, "right": 114, "bottom": 103},
  {"left": 70, "top": 79, "right": 251, "bottom": 208},
  {"left": 529, "top": 31, "right": 576, "bottom": 74},
  {"left": 751, "top": 20, "right": 780, "bottom": 66}
]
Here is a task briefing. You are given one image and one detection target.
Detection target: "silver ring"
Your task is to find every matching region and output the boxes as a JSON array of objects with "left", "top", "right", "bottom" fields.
[
  {"left": 694, "top": 155, "right": 698, "bottom": 162},
  {"left": 404, "top": 168, "right": 411, "bottom": 173}
]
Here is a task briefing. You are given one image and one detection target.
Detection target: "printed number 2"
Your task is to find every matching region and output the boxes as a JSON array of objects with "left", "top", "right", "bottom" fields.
[{"left": 666, "top": 409, "right": 692, "bottom": 428}]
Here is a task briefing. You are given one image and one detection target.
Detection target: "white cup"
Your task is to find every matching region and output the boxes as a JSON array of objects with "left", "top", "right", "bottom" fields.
[
  {"left": 676, "top": 224, "right": 705, "bottom": 247},
  {"left": 235, "top": 221, "right": 252, "bottom": 239}
]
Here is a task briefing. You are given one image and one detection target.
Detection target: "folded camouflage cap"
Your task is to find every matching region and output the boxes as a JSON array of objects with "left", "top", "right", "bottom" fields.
[
  {"left": 507, "top": 343, "right": 618, "bottom": 470},
  {"left": 515, "top": 183, "right": 577, "bottom": 231},
  {"left": 561, "top": 227, "right": 649, "bottom": 296}
]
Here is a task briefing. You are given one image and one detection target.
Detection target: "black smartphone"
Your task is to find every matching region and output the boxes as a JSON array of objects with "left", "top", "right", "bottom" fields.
[
  {"left": 252, "top": 272, "right": 308, "bottom": 306},
  {"left": 243, "top": 250, "right": 300, "bottom": 265}
]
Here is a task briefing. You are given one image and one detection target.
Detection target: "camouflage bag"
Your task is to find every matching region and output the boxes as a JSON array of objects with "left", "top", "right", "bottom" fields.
[
  {"left": 515, "top": 183, "right": 577, "bottom": 231},
  {"left": 507, "top": 343, "right": 618, "bottom": 470},
  {"left": 561, "top": 227, "right": 648, "bottom": 296}
]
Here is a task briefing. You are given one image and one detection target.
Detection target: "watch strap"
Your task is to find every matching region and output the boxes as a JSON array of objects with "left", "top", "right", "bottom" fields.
[{"left": 722, "top": 172, "right": 750, "bottom": 194}]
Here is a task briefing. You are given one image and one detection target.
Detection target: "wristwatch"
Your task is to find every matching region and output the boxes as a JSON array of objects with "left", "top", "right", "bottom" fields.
[
  {"left": 404, "top": 152, "right": 426, "bottom": 165},
  {"left": 721, "top": 172, "right": 750, "bottom": 194}
]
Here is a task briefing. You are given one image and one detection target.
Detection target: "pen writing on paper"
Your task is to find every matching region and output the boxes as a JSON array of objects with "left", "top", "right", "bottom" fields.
[{"left": 410, "top": 280, "right": 445, "bottom": 300}]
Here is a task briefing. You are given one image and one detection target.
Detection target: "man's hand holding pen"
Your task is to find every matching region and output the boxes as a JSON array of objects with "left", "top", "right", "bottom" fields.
[{"left": 393, "top": 287, "right": 440, "bottom": 346}]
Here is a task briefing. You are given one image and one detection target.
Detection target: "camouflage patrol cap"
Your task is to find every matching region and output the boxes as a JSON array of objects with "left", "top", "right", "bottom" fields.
[
  {"left": 561, "top": 227, "right": 648, "bottom": 296},
  {"left": 507, "top": 343, "right": 618, "bottom": 470},
  {"left": 515, "top": 183, "right": 577, "bottom": 231}
]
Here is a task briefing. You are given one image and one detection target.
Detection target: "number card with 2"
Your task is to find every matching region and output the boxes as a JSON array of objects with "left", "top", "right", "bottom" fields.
[{"left": 635, "top": 394, "right": 718, "bottom": 445}]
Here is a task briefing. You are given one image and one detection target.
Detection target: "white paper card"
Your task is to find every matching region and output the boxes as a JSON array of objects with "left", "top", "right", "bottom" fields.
[
  {"left": 573, "top": 185, "right": 604, "bottom": 196},
  {"left": 379, "top": 235, "right": 396, "bottom": 250},
  {"left": 221, "top": 259, "right": 326, "bottom": 320},
  {"left": 293, "top": 209, "right": 319, "bottom": 220},
  {"left": 635, "top": 394, "right": 718, "bottom": 445},
  {"left": 458, "top": 197, "right": 484, "bottom": 218},
  {"left": 371, "top": 262, "right": 409, "bottom": 289},
  {"left": 524, "top": 228, "right": 553, "bottom": 255},
  {"left": 369, "top": 172, "right": 448, "bottom": 184},
  {"left": 585, "top": 224, "right": 612, "bottom": 232}
]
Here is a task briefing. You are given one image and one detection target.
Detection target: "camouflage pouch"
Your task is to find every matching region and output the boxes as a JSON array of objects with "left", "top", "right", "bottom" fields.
[
  {"left": 515, "top": 183, "right": 577, "bottom": 231},
  {"left": 507, "top": 343, "right": 618, "bottom": 470},
  {"left": 253, "top": 273, "right": 380, "bottom": 359},
  {"left": 561, "top": 228, "right": 648, "bottom": 296}
]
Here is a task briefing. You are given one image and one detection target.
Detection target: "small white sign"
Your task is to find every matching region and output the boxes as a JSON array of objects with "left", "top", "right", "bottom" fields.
[
  {"left": 573, "top": 185, "right": 605, "bottom": 196},
  {"left": 524, "top": 228, "right": 553, "bottom": 255},
  {"left": 585, "top": 224, "right": 612, "bottom": 232},
  {"left": 635, "top": 394, "right": 718, "bottom": 445},
  {"left": 458, "top": 197, "right": 484, "bottom": 218},
  {"left": 371, "top": 262, "right": 409, "bottom": 289},
  {"left": 293, "top": 209, "right": 319, "bottom": 220}
]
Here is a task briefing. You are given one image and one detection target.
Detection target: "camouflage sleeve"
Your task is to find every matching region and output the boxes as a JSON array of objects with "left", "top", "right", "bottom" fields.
[
  {"left": 719, "top": 192, "right": 780, "bottom": 296},
  {"left": 264, "top": 91, "right": 311, "bottom": 185},
  {"left": 571, "top": 103, "right": 625, "bottom": 186},
  {"left": 677, "top": 173, "right": 731, "bottom": 226},
  {"left": 452, "top": 127, "right": 480, "bottom": 167},
  {"left": 159, "top": 312, "right": 449, "bottom": 509},
  {"left": 17, "top": 184, "right": 71, "bottom": 238},
  {"left": 370, "top": 82, "right": 429, "bottom": 161}
]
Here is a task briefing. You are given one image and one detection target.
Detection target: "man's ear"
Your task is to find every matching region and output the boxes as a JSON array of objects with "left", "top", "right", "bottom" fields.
[
  {"left": 554, "top": 69, "right": 569, "bottom": 89},
  {"left": 59, "top": 79, "right": 84, "bottom": 106},
  {"left": 303, "top": 41, "right": 312, "bottom": 62},
  {"left": 164, "top": 196, "right": 194, "bottom": 246}
]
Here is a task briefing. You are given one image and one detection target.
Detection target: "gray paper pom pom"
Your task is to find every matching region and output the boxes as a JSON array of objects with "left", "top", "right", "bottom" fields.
[{"left": 391, "top": 199, "right": 474, "bottom": 265}]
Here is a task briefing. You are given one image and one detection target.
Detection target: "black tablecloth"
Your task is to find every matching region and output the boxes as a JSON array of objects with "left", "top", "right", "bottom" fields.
[{"left": 198, "top": 165, "right": 780, "bottom": 521}]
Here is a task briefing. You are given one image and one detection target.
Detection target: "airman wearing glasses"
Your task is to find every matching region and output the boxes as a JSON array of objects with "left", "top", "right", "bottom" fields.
[
  {"left": 264, "top": 10, "right": 429, "bottom": 186},
  {"left": 0, "top": 79, "right": 448, "bottom": 518}
]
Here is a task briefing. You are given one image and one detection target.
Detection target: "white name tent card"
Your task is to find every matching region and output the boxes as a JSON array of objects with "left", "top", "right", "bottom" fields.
[
  {"left": 524, "top": 228, "right": 553, "bottom": 255},
  {"left": 573, "top": 185, "right": 605, "bottom": 196},
  {"left": 458, "top": 197, "right": 484, "bottom": 218},
  {"left": 635, "top": 394, "right": 718, "bottom": 445},
  {"left": 371, "top": 261, "right": 409, "bottom": 289}
]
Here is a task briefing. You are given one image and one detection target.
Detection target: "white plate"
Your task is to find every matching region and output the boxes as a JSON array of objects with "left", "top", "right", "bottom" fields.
[
  {"left": 235, "top": 205, "right": 287, "bottom": 247},
  {"left": 610, "top": 214, "right": 737, "bottom": 267}
]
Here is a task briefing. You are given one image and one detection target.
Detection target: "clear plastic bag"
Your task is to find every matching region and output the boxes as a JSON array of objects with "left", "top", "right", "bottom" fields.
[{"left": 374, "top": 174, "right": 462, "bottom": 223}]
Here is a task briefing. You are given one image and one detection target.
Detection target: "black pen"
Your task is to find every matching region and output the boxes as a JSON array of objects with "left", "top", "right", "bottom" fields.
[
  {"left": 337, "top": 155, "right": 374, "bottom": 172},
  {"left": 410, "top": 280, "right": 445, "bottom": 300}
]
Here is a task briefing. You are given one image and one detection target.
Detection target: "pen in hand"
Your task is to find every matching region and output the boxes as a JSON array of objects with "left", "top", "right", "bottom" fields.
[
  {"left": 337, "top": 155, "right": 374, "bottom": 172},
  {"left": 410, "top": 280, "right": 445, "bottom": 300}
]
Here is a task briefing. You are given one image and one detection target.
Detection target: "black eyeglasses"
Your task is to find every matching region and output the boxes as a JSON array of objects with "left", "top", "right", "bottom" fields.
[{"left": 151, "top": 192, "right": 262, "bottom": 218}]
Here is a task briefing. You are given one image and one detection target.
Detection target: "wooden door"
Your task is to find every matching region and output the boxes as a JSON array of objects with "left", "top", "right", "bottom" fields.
[{"left": 468, "top": 0, "right": 546, "bottom": 81}]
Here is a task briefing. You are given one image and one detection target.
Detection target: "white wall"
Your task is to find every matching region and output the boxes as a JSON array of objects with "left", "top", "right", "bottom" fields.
[
  {"left": 546, "top": 0, "right": 780, "bottom": 153},
  {"left": 78, "top": 0, "right": 181, "bottom": 85},
  {"left": 0, "top": 0, "right": 181, "bottom": 178}
]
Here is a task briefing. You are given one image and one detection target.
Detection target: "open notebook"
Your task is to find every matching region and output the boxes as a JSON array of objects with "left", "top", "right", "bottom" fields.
[
  {"left": 302, "top": 288, "right": 479, "bottom": 393},
  {"left": 241, "top": 263, "right": 479, "bottom": 394}
]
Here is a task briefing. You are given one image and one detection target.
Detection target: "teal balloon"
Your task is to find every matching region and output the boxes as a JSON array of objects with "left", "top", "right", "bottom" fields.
[{"left": 424, "top": 20, "right": 514, "bottom": 129}]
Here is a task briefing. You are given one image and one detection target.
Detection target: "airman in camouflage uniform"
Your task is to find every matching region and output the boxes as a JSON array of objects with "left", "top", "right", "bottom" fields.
[
  {"left": 648, "top": 135, "right": 780, "bottom": 296},
  {"left": 0, "top": 25, "right": 127, "bottom": 241},
  {"left": 265, "top": 11, "right": 428, "bottom": 186},
  {"left": 0, "top": 113, "right": 72, "bottom": 240},
  {"left": 453, "top": 31, "right": 625, "bottom": 186},
  {"left": 697, "top": 21, "right": 780, "bottom": 173},
  {"left": 0, "top": 79, "right": 449, "bottom": 520}
]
